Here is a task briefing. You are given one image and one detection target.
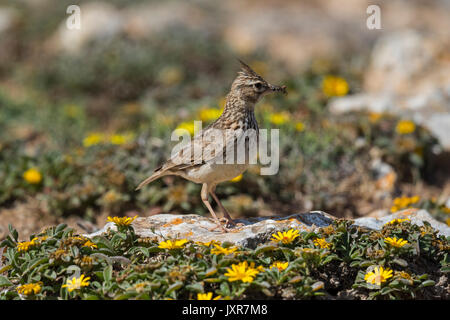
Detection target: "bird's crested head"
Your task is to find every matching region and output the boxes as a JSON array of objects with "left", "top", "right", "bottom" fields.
[{"left": 230, "top": 60, "right": 286, "bottom": 103}]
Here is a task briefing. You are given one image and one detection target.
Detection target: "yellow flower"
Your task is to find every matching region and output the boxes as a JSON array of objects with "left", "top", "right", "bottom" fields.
[
  {"left": 210, "top": 244, "right": 238, "bottom": 255},
  {"left": 395, "top": 120, "right": 416, "bottom": 135},
  {"left": 224, "top": 261, "right": 260, "bottom": 283},
  {"left": 107, "top": 215, "right": 138, "bottom": 227},
  {"left": 447, "top": 218, "right": 450, "bottom": 226},
  {"left": 83, "top": 132, "right": 104, "bottom": 147},
  {"left": 364, "top": 266, "right": 393, "bottom": 286},
  {"left": 384, "top": 237, "right": 408, "bottom": 248},
  {"left": 385, "top": 218, "right": 410, "bottom": 226},
  {"left": 62, "top": 274, "right": 90, "bottom": 292},
  {"left": 269, "top": 112, "right": 290, "bottom": 126},
  {"left": 322, "top": 75, "right": 349, "bottom": 97},
  {"left": 158, "top": 239, "right": 189, "bottom": 250},
  {"left": 392, "top": 196, "right": 420, "bottom": 211},
  {"left": 199, "top": 108, "right": 223, "bottom": 122},
  {"left": 23, "top": 168, "right": 42, "bottom": 184},
  {"left": 271, "top": 229, "right": 300, "bottom": 244},
  {"left": 270, "top": 261, "right": 289, "bottom": 271},
  {"left": 17, "top": 240, "right": 37, "bottom": 252},
  {"left": 17, "top": 282, "right": 42, "bottom": 296},
  {"left": 110, "top": 133, "right": 134, "bottom": 145},
  {"left": 174, "top": 121, "right": 199, "bottom": 136},
  {"left": 313, "top": 238, "right": 332, "bottom": 249},
  {"left": 31, "top": 236, "right": 48, "bottom": 244},
  {"left": 393, "top": 197, "right": 407, "bottom": 208},
  {"left": 82, "top": 240, "right": 97, "bottom": 249},
  {"left": 230, "top": 174, "right": 243, "bottom": 182},
  {"left": 197, "top": 292, "right": 222, "bottom": 300},
  {"left": 107, "top": 215, "right": 137, "bottom": 226},
  {"left": 295, "top": 122, "right": 305, "bottom": 132}
]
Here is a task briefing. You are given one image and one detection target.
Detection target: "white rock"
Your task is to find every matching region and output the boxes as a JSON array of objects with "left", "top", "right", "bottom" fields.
[
  {"left": 0, "top": 7, "right": 17, "bottom": 34},
  {"left": 329, "top": 30, "right": 450, "bottom": 149},
  {"left": 88, "top": 209, "right": 449, "bottom": 248},
  {"left": 47, "top": 2, "right": 124, "bottom": 54},
  {"left": 354, "top": 209, "right": 450, "bottom": 237}
]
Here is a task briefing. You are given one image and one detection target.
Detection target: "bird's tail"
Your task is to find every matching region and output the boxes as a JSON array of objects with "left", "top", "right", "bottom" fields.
[{"left": 135, "top": 171, "right": 165, "bottom": 190}]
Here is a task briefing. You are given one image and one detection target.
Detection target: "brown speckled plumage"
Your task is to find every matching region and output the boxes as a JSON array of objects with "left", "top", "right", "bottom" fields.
[{"left": 137, "top": 60, "right": 286, "bottom": 232}]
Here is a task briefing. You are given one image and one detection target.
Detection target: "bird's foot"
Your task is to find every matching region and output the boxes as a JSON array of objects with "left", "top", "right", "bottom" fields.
[
  {"left": 219, "top": 218, "right": 244, "bottom": 229},
  {"left": 209, "top": 222, "right": 231, "bottom": 233}
]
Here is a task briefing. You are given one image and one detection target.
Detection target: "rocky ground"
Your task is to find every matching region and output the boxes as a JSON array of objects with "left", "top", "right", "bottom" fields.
[
  {"left": 1, "top": 0, "right": 449, "bottom": 244},
  {"left": 88, "top": 209, "right": 450, "bottom": 248}
]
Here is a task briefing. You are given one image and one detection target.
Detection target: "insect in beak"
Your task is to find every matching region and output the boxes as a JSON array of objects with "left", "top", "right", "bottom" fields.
[{"left": 269, "top": 84, "right": 287, "bottom": 95}]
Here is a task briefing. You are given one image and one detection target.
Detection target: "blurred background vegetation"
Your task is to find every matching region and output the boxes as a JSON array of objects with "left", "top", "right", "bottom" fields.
[{"left": 0, "top": 0, "right": 449, "bottom": 239}]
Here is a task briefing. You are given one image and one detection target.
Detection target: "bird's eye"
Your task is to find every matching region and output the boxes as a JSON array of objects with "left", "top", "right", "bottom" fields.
[{"left": 254, "top": 82, "right": 263, "bottom": 91}]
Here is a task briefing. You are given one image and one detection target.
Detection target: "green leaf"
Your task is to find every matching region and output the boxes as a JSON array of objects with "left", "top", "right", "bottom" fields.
[
  {"left": 43, "top": 269, "right": 57, "bottom": 280},
  {"left": 220, "top": 282, "right": 231, "bottom": 296},
  {"left": 129, "top": 247, "right": 149, "bottom": 257},
  {"left": 166, "top": 281, "right": 183, "bottom": 294},
  {"left": 420, "top": 280, "right": 435, "bottom": 287},
  {"left": 0, "top": 276, "right": 13, "bottom": 287},
  {"left": 147, "top": 246, "right": 163, "bottom": 253},
  {"left": 254, "top": 244, "right": 277, "bottom": 255},
  {"left": 22, "top": 257, "right": 49, "bottom": 276},
  {"left": 392, "top": 258, "right": 408, "bottom": 267},
  {"left": 103, "top": 265, "right": 112, "bottom": 282},
  {"left": 185, "top": 282, "right": 204, "bottom": 293},
  {"left": 0, "top": 264, "right": 12, "bottom": 274},
  {"left": 114, "top": 293, "right": 135, "bottom": 300},
  {"left": 440, "top": 266, "right": 450, "bottom": 273},
  {"left": 111, "top": 232, "right": 127, "bottom": 243},
  {"left": 418, "top": 274, "right": 428, "bottom": 280},
  {"left": 359, "top": 261, "right": 374, "bottom": 268},
  {"left": 389, "top": 280, "right": 401, "bottom": 288},
  {"left": 349, "top": 261, "right": 360, "bottom": 268},
  {"left": 55, "top": 223, "right": 67, "bottom": 233},
  {"left": 8, "top": 224, "right": 18, "bottom": 242}
]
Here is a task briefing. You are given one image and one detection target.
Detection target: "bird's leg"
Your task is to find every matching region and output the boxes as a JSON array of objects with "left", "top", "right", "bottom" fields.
[
  {"left": 210, "top": 189, "right": 237, "bottom": 227},
  {"left": 201, "top": 183, "right": 228, "bottom": 232}
]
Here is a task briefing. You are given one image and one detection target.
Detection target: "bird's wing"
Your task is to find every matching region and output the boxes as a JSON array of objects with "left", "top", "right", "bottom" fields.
[
  {"left": 159, "top": 124, "right": 253, "bottom": 173},
  {"left": 136, "top": 124, "right": 256, "bottom": 190}
]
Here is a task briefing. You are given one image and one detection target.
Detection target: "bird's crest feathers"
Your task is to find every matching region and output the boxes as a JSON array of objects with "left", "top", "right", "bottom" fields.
[{"left": 237, "top": 59, "right": 264, "bottom": 82}]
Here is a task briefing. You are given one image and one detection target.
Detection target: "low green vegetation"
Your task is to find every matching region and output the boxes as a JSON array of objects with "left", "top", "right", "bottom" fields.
[{"left": 1, "top": 217, "right": 448, "bottom": 300}]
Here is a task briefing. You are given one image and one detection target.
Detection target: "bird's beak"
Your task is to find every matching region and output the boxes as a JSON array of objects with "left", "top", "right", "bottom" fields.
[{"left": 269, "top": 84, "right": 287, "bottom": 95}]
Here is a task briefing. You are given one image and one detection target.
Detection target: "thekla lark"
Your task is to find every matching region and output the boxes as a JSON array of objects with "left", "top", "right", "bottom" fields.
[{"left": 137, "top": 60, "right": 286, "bottom": 231}]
